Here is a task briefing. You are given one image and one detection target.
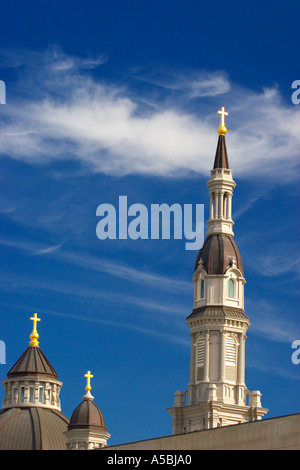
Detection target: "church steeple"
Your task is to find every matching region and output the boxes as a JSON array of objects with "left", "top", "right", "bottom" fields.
[
  {"left": 206, "top": 107, "right": 235, "bottom": 237},
  {"left": 213, "top": 106, "right": 230, "bottom": 169},
  {"left": 167, "top": 108, "right": 268, "bottom": 433}
]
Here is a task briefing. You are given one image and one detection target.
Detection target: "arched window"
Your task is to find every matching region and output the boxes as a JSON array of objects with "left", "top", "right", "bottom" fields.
[
  {"left": 228, "top": 278, "right": 235, "bottom": 298},
  {"left": 200, "top": 279, "right": 205, "bottom": 299},
  {"left": 197, "top": 278, "right": 205, "bottom": 300}
]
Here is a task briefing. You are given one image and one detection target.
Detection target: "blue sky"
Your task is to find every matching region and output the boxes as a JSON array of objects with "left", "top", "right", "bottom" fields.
[{"left": 0, "top": 1, "right": 299, "bottom": 445}]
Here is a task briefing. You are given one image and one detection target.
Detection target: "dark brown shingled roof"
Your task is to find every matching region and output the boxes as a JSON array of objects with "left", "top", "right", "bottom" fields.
[
  {"left": 0, "top": 407, "right": 69, "bottom": 450},
  {"left": 213, "top": 135, "right": 229, "bottom": 169},
  {"left": 186, "top": 306, "right": 249, "bottom": 321},
  {"left": 68, "top": 398, "right": 107, "bottom": 432},
  {"left": 7, "top": 346, "right": 58, "bottom": 379},
  {"left": 194, "top": 234, "right": 244, "bottom": 275}
]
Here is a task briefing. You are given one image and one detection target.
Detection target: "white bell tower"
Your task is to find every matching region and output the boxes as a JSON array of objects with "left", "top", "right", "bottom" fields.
[{"left": 167, "top": 107, "right": 268, "bottom": 433}]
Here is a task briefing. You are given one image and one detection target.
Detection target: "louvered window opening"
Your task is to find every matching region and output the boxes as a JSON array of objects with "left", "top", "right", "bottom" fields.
[
  {"left": 196, "top": 336, "right": 204, "bottom": 381},
  {"left": 196, "top": 337, "right": 204, "bottom": 366},
  {"left": 225, "top": 336, "right": 236, "bottom": 365}
]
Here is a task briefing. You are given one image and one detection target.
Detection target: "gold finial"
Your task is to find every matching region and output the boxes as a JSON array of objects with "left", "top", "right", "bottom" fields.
[
  {"left": 217, "top": 106, "right": 228, "bottom": 135},
  {"left": 85, "top": 370, "right": 94, "bottom": 392},
  {"left": 29, "top": 313, "right": 41, "bottom": 347}
]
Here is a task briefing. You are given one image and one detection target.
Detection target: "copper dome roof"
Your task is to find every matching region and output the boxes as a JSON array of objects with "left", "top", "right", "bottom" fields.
[
  {"left": 68, "top": 397, "right": 107, "bottom": 432},
  {"left": 194, "top": 234, "right": 244, "bottom": 275},
  {"left": 0, "top": 407, "right": 69, "bottom": 450},
  {"left": 7, "top": 346, "right": 58, "bottom": 379}
]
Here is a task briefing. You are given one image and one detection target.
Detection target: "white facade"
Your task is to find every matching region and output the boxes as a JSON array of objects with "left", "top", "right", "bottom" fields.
[
  {"left": 65, "top": 428, "right": 111, "bottom": 450},
  {"left": 206, "top": 167, "right": 236, "bottom": 237},
  {"left": 2, "top": 374, "right": 62, "bottom": 411}
]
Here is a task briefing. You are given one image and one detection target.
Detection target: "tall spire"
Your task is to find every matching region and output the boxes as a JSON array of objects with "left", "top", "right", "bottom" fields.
[
  {"left": 213, "top": 135, "right": 229, "bottom": 169},
  {"left": 206, "top": 107, "right": 235, "bottom": 237},
  {"left": 214, "top": 106, "right": 229, "bottom": 169},
  {"left": 167, "top": 106, "right": 268, "bottom": 434}
]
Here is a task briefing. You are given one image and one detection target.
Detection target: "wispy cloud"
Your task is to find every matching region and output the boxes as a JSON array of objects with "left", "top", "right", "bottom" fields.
[
  {"left": 0, "top": 47, "right": 299, "bottom": 181},
  {"left": 233, "top": 190, "right": 267, "bottom": 221},
  {"left": 0, "top": 266, "right": 188, "bottom": 318},
  {"left": 0, "top": 45, "right": 107, "bottom": 74},
  {"left": 54, "top": 250, "right": 191, "bottom": 291},
  {"left": 246, "top": 299, "right": 300, "bottom": 343},
  {"left": 247, "top": 359, "right": 300, "bottom": 381},
  {"left": 43, "top": 307, "right": 189, "bottom": 346},
  {"left": 0, "top": 301, "right": 189, "bottom": 346},
  {"left": 0, "top": 236, "right": 191, "bottom": 292},
  {"left": 32, "top": 243, "right": 64, "bottom": 256},
  {"left": 129, "top": 64, "right": 231, "bottom": 98},
  {"left": 246, "top": 242, "right": 300, "bottom": 278}
]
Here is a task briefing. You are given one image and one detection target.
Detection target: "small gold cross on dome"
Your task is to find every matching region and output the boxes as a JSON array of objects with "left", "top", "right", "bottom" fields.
[
  {"left": 85, "top": 370, "right": 94, "bottom": 392},
  {"left": 30, "top": 313, "right": 41, "bottom": 330}
]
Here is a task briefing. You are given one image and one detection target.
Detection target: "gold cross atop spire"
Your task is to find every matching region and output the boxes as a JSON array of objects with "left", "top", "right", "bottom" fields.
[
  {"left": 29, "top": 313, "right": 41, "bottom": 347},
  {"left": 217, "top": 106, "right": 228, "bottom": 135},
  {"left": 85, "top": 370, "right": 94, "bottom": 392}
]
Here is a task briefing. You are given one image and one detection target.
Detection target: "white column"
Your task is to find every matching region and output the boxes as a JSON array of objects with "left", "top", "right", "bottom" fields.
[
  {"left": 218, "top": 192, "right": 222, "bottom": 218},
  {"left": 237, "top": 333, "right": 245, "bottom": 385},
  {"left": 188, "top": 333, "right": 196, "bottom": 405},
  {"left": 227, "top": 194, "right": 232, "bottom": 219},
  {"left": 220, "top": 330, "right": 225, "bottom": 381},
  {"left": 190, "top": 333, "right": 196, "bottom": 383},
  {"left": 214, "top": 192, "right": 218, "bottom": 219},
  {"left": 209, "top": 193, "right": 214, "bottom": 219},
  {"left": 223, "top": 193, "right": 228, "bottom": 219}
]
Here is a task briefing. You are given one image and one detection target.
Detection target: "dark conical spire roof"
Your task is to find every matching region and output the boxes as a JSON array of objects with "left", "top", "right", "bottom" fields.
[
  {"left": 213, "top": 135, "right": 229, "bottom": 169},
  {"left": 7, "top": 346, "right": 58, "bottom": 379}
]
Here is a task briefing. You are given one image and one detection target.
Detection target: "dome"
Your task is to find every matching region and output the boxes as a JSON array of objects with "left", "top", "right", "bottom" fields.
[
  {"left": 195, "top": 234, "right": 243, "bottom": 275},
  {"left": 0, "top": 407, "right": 69, "bottom": 450},
  {"left": 68, "top": 394, "right": 107, "bottom": 432},
  {"left": 7, "top": 346, "right": 58, "bottom": 380}
]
